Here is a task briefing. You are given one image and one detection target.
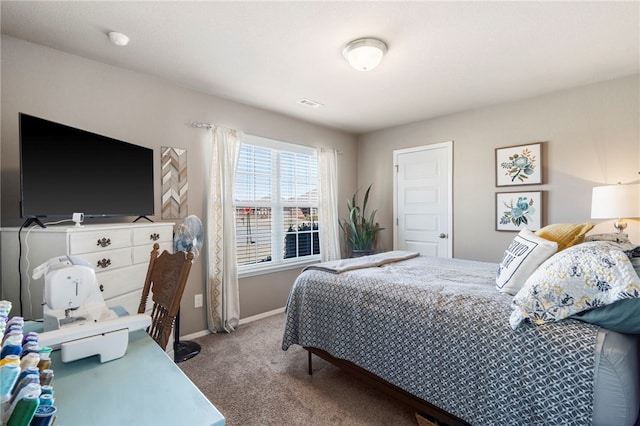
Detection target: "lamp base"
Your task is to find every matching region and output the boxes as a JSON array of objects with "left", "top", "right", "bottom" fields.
[
  {"left": 174, "top": 340, "right": 201, "bottom": 363},
  {"left": 614, "top": 218, "right": 628, "bottom": 233}
]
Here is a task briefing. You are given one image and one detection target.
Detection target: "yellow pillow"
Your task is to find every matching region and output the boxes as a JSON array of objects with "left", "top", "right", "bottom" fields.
[{"left": 535, "top": 222, "right": 595, "bottom": 251}]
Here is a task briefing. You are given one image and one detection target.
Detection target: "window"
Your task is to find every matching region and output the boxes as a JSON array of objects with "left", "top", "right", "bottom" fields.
[{"left": 234, "top": 135, "right": 319, "bottom": 271}]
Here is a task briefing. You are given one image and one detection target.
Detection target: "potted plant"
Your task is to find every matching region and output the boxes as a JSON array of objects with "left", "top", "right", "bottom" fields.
[{"left": 340, "top": 184, "right": 384, "bottom": 257}]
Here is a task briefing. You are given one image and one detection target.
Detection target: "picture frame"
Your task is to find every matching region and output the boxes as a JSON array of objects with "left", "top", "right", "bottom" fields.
[
  {"left": 496, "top": 191, "right": 542, "bottom": 231},
  {"left": 161, "top": 146, "right": 188, "bottom": 219},
  {"left": 495, "top": 142, "right": 542, "bottom": 186}
]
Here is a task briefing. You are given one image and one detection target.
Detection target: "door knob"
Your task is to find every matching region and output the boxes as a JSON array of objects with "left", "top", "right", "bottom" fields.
[{"left": 439, "top": 233, "right": 448, "bottom": 239}]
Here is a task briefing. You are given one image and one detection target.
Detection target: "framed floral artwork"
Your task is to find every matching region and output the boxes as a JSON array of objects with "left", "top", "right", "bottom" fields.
[
  {"left": 496, "top": 191, "right": 542, "bottom": 231},
  {"left": 495, "top": 142, "right": 542, "bottom": 186}
]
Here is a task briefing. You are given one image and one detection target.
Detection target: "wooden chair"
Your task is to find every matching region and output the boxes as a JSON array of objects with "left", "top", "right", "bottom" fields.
[{"left": 138, "top": 243, "right": 194, "bottom": 351}]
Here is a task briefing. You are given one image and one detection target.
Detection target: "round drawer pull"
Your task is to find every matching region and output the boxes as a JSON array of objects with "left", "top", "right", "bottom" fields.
[
  {"left": 99, "top": 284, "right": 105, "bottom": 292},
  {"left": 150, "top": 233, "right": 160, "bottom": 241},
  {"left": 97, "top": 238, "right": 112, "bottom": 247},
  {"left": 97, "top": 258, "right": 112, "bottom": 269}
]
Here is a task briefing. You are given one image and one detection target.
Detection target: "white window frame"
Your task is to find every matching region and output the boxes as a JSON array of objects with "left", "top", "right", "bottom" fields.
[{"left": 236, "top": 134, "right": 320, "bottom": 278}]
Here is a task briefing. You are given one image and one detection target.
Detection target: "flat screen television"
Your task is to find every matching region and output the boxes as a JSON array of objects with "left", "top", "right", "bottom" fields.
[{"left": 19, "top": 113, "right": 155, "bottom": 223}]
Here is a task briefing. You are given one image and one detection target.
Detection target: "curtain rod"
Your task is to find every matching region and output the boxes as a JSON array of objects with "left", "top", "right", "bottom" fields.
[
  {"left": 189, "top": 121, "right": 343, "bottom": 154},
  {"left": 188, "top": 121, "right": 214, "bottom": 129}
]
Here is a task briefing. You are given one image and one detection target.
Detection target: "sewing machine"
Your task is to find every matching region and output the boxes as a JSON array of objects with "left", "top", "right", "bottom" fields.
[{"left": 32, "top": 256, "right": 151, "bottom": 363}]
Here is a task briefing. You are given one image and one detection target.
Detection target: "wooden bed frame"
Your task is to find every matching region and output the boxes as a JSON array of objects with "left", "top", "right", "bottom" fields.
[{"left": 305, "top": 347, "right": 471, "bottom": 426}]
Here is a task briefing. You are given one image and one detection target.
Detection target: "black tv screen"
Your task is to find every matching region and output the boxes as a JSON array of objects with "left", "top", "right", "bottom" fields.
[{"left": 19, "top": 113, "right": 154, "bottom": 219}]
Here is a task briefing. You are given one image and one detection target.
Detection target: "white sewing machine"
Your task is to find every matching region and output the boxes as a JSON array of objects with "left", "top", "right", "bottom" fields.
[{"left": 33, "top": 256, "right": 151, "bottom": 363}]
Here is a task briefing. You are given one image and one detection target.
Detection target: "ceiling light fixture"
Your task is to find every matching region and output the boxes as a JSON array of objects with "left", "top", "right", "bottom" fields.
[
  {"left": 342, "top": 38, "right": 388, "bottom": 71},
  {"left": 108, "top": 31, "right": 129, "bottom": 47}
]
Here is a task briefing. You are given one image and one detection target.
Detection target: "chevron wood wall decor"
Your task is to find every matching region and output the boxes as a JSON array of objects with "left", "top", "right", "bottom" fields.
[{"left": 161, "top": 147, "right": 188, "bottom": 219}]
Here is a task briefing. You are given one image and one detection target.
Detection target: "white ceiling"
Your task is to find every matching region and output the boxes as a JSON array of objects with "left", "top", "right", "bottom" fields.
[{"left": 1, "top": 1, "right": 638, "bottom": 135}]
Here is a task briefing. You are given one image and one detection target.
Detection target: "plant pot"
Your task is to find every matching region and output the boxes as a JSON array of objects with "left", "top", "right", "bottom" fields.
[{"left": 351, "top": 249, "right": 374, "bottom": 258}]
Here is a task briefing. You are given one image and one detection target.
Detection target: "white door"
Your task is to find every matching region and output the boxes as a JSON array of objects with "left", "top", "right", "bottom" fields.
[{"left": 393, "top": 142, "right": 452, "bottom": 257}]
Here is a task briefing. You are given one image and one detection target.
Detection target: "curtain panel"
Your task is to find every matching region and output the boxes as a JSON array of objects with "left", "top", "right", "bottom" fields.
[
  {"left": 206, "top": 126, "right": 243, "bottom": 333},
  {"left": 318, "top": 147, "right": 341, "bottom": 261}
]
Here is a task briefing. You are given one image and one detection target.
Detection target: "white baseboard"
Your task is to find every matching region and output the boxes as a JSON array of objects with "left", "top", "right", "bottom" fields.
[
  {"left": 180, "top": 329, "right": 211, "bottom": 341},
  {"left": 239, "top": 307, "right": 285, "bottom": 325},
  {"left": 179, "top": 307, "right": 285, "bottom": 340}
]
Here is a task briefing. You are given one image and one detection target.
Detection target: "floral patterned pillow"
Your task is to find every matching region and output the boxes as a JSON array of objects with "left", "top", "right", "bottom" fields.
[{"left": 510, "top": 241, "right": 640, "bottom": 330}]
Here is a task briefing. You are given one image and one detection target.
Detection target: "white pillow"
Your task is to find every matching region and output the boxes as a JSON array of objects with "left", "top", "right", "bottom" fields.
[{"left": 496, "top": 228, "right": 558, "bottom": 295}]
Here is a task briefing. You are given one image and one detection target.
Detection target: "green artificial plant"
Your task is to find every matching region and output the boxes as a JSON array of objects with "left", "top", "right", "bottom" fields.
[{"left": 341, "top": 184, "right": 384, "bottom": 253}]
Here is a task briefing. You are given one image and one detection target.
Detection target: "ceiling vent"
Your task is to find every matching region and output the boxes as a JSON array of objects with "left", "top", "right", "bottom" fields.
[{"left": 297, "top": 98, "right": 323, "bottom": 109}]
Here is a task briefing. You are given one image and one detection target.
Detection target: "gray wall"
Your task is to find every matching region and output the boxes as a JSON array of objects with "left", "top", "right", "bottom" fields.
[
  {"left": 358, "top": 75, "right": 640, "bottom": 262},
  {"left": 0, "top": 36, "right": 357, "bottom": 335}
]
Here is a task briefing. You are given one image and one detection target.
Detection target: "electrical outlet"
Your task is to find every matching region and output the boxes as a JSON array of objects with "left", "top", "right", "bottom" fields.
[{"left": 194, "top": 294, "right": 203, "bottom": 308}]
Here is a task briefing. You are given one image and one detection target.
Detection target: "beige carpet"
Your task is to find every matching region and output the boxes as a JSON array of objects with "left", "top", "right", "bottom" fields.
[{"left": 179, "top": 313, "right": 419, "bottom": 426}]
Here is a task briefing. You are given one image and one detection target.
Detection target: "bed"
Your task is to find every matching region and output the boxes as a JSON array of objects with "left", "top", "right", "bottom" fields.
[{"left": 281, "top": 237, "right": 640, "bottom": 426}]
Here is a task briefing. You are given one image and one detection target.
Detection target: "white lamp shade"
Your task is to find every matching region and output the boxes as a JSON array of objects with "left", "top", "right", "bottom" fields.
[
  {"left": 591, "top": 184, "right": 640, "bottom": 219},
  {"left": 343, "top": 38, "right": 387, "bottom": 71}
]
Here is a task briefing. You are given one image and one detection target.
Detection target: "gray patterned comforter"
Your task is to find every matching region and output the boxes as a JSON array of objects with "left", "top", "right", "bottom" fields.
[{"left": 282, "top": 255, "right": 600, "bottom": 425}]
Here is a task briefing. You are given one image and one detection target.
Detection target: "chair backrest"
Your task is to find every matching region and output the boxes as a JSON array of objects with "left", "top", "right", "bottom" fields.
[{"left": 138, "top": 243, "right": 194, "bottom": 351}]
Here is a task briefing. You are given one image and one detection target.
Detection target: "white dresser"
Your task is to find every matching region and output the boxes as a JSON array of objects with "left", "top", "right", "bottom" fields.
[{"left": 0, "top": 222, "right": 174, "bottom": 320}]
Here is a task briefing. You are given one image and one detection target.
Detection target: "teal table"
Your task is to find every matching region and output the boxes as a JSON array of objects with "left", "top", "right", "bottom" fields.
[{"left": 34, "top": 328, "right": 225, "bottom": 426}]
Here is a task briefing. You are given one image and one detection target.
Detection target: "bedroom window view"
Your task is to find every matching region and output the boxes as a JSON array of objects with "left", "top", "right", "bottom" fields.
[{"left": 234, "top": 138, "right": 320, "bottom": 268}]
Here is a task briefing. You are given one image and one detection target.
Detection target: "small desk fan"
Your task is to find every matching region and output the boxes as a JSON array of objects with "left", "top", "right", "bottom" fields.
[{"left": 173, "top": 215, "right": 204, "bottom": 363}]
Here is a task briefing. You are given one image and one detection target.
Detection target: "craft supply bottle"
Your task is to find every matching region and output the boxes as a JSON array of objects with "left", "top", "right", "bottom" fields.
[
  {"left": 0, "top": 394, "right": 11, "bottom": 425},
  {"left": 7, "top": 383, "right": 40, "bottom": 418},
  {"left": 21, "top": 333, "right": 38, "bottom": 347},
  {"left": 39, "top": 370, "right": 54, "bottom": 387},
  {"left": 20, "top": 352, "right": 40, "bottom": 371},
  {"left": 10, "top": 373, "right": 39, "bottom": 403},
  {"left": 21, "top": 343, "right": 40, "bottom": 358},
  {"left": 37, "top": 393, "right": 54, "bottom": 406},
  {"left": 29, "top": 405, "right": 56, "bottom": 426},
  {"left": 36, "top": 348, "right": 51, "bottom": 373},
  {"left": 39, "top": 385, "right": 53, "bottom": 396},
  {"left": 0, "top": 354, "right": 21, "bottom": 367},
  {"left": 7, "top": 392, "right": 39, "bottom": 426},
  {"left": 1, "top": 335, "right": 23, "bottom": 358},
  {"left": 0, "top": 300, "right": 11, "bottom": 316},
  {"left": 0, "top": 363, "right": 21, "bottom": 397}
]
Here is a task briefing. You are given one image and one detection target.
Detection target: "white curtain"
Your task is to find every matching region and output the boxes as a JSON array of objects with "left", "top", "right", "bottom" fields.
[
  {"left": 318, "top": 147, "right": 341, "bottom": 261},
  {"left": 205, "top": 126, "right": 243, "bottom": 333}
]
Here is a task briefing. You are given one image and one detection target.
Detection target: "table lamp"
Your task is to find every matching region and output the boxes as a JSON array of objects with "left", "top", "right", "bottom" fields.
[{"left": 591, "top": 183, "right": 640, "bottom": 232}]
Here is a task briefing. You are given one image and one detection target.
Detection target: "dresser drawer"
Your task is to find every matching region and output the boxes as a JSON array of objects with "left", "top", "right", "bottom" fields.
[
  {"left": 81, "top": 247, "right": 132, "bottom": 272},
  {"left": 133, "top": 225, "right": 173, "bottom": 246},
  {"left": 133, "top": 241, "right": 173, "bottom": 265},
  {"left": 69, "top": 229, "right": 132, "bottom": 254},
  {"left": 98, "top": 263, "right": 147, "bottom": 300}
]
